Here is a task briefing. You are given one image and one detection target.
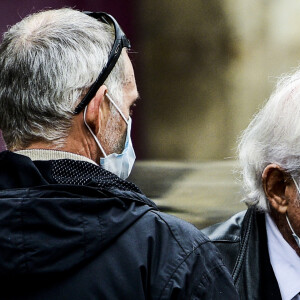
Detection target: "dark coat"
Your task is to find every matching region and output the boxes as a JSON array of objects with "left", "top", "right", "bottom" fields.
[
  {"left": 202, "top": 206, "right": 282, "bottom": 300},
  {"left": 0, "top": 151, "right": 238, "bottom": 300}
]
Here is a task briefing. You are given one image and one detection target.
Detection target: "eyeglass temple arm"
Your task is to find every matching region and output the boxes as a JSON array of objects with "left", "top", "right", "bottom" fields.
[{"left": 73, "top": 12, "right": 130, "bottom": 114}]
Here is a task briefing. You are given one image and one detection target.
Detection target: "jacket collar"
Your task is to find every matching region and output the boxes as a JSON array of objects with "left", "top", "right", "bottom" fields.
[
  {"left": 235, "top": 207, "right": 281, "bottom": 299},
  {"left": 0, "top": 150, "right": 157, "bottom": 209},
  {"left": 202, "top": 207, "right": 282, "bottom": 299},
  {"left": 15, "top": 149, "right": 97, "bottom": 165}
]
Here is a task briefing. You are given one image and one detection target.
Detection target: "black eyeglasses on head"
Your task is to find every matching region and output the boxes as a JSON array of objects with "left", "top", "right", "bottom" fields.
[{"left": 73, "top": 11, "right": 131, "bottom": 114}]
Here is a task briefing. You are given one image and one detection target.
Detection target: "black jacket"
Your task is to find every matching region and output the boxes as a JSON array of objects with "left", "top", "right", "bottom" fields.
[
  {"left": 202, "top": 206, "right": 281, "bottom": 300},
  {"left": 0, "top": 151, "right": 238, "bottom": 300}
]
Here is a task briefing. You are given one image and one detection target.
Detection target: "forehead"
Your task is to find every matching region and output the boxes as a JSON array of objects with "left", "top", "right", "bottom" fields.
[{"left": 122, "top": 51, "right": 138, "bottom": 100}]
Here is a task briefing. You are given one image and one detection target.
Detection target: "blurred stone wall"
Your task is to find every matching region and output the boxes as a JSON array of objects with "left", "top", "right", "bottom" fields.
[
  {"left": 224, "top": 0, "right": 300, "bottom": 155},
  {"left": 136, "top": 0, "right": 300, "bottom": 160}
]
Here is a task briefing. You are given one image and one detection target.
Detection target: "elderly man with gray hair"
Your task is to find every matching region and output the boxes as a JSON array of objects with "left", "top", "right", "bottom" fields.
[
  {"left": 203, "top": 71, "right": 300, "bottom": 299},
  {"left": 0, "top": 8, "right": 238, "bottom": 300}
]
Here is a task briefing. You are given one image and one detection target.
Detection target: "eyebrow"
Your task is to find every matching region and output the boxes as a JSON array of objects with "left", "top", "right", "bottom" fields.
[
  {"left": 134, "top": 93, "right": 141, "bottom": 103},
  {"left": 124, "top": 75, "right": 135, "bottom": 86}
]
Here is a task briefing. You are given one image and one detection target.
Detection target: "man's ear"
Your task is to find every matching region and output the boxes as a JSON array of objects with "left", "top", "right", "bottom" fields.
[
  {"left": 85, "top": 85, "right": 108, "bottom": 134},
  {"left": 262, "top": 164, "right": 289, "bottom": 214}
]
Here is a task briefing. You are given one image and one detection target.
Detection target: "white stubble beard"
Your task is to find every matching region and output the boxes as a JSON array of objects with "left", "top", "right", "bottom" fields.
[{"left": 100, "top": 110, "right": 127, "bottom": 155}]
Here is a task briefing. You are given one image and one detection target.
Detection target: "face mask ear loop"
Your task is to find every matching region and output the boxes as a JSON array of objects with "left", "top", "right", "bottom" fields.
[
  {"left": 286, "top": 213, "right": 300, "bottom": 248},
  {"left": 83, "top": 106, "right": 107, "bottom": 158},
  {"left": 292, "top": 176, "right": 300, "bottom": 191},
  {"left": 286, "top": 176, "right": 300, "bottom": 248},
  {"left": 286, "top": 212, "right": 297, "bottom": 237},
  {"left": 106, "top": 93, "right": 128, "bottom": 124}
]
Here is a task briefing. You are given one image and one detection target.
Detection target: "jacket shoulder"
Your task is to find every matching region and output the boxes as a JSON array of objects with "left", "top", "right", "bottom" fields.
[
  {"left": 202, "top": 210, "right": 247, "bottom": 242},
  {"left": 144, "top": 211, "right": 239, "bottom": 299},
  {"left": 150, "top": 210, "right": 209, "bottom": 247},
  {"left": 201, "top": 210, "right": 247, "bottom": 274}
]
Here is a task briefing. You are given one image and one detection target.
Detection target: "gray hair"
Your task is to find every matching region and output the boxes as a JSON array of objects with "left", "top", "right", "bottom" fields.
[
  {"left": 238, "top": 68, "right": 300, "bottom": 211},
  {"left": 0, "top": 8, "right": 125, "bottom": 149}
]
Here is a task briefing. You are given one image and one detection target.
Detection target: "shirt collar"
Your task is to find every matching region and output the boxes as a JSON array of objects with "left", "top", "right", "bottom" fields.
[
  {"left": 14, "top": 149, "right": 97, "bottom": 165},
  {"left": 266, "top": 213, "right": 300, "bottom": 300}
]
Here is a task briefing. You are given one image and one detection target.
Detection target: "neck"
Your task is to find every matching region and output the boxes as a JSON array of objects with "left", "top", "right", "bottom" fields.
[
  {"left": 22, "top": 114, "right": 101, "bottom": 164},
  {"left": 269, "top": 208, "right": 300, "bottom": 256}
]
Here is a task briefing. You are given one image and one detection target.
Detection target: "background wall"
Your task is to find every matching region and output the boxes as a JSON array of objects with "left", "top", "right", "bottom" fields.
[
  {"left": 1, "top": 0, "right": 300, "bottom": 162},
  {"left": 136, "top": 0, "right": 234, "bottom": 160},
  {"left": 136, "top": 0, "right": 300, "bottom": 160}
]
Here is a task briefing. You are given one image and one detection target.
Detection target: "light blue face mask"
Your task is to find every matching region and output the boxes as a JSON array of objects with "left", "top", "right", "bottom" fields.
[
  {"left": 84, "top": 93, "right": 136, "bottom": 179},
  {"left": 286, "top": 177, "right": 300, "bottom": 248}
]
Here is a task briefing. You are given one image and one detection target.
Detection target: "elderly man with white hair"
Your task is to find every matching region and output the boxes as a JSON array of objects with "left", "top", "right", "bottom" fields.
[
  {"left": 0, "top": 7, "right": 239, "bottom": 300},
  {"left": 203, "top": 71, "right": 300, "bottom": 300}
]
